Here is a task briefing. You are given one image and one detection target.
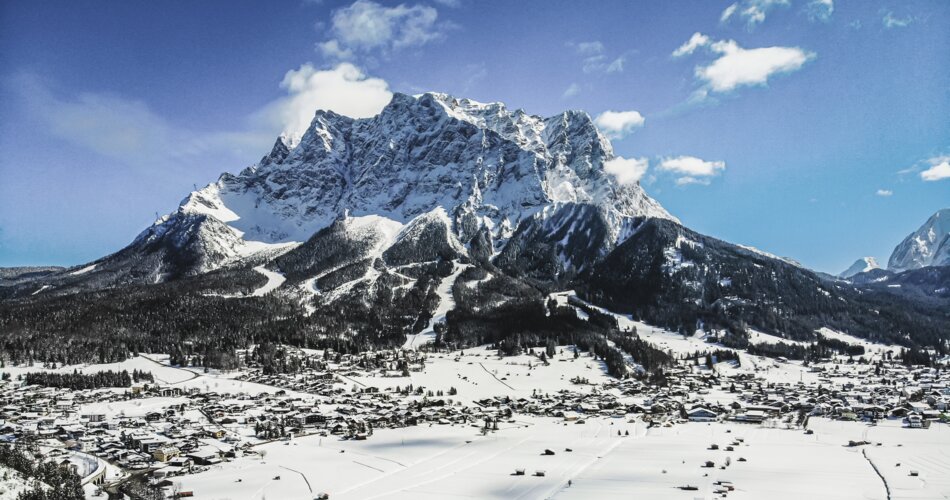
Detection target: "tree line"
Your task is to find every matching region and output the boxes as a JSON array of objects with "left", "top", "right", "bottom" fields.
[{"left": 22, "top": 369, "right": 153, "bottom": 389}]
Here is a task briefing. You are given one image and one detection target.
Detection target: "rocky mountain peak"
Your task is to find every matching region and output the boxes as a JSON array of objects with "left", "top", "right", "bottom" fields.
[{"left": 888, "top": 208, "right": 950, "bottom": 271}]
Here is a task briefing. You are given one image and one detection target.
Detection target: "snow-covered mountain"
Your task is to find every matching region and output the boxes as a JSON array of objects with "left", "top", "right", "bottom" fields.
[
  {"left": 6, "top": 92, "right": 950, "bottom": 359},
  {"left": 74, "top": 92, "right": 672, "bottom": 284},
  {"left": 838, "top": 257, "right": 880, "bottom": 278},
  {"left": 888, "top": 208, "right": 950, "bottom": 272}
]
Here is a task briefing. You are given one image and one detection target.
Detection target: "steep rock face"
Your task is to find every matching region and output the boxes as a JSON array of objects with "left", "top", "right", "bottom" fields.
[{"left": 888, "top": 208, "right": 950, "bottom": 271}]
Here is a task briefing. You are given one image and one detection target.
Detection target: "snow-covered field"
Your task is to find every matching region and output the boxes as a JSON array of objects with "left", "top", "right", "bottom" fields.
[
  {"left": 347, "top": 344, "right": 614, "bottom": 402},
  {"left": 2, "top": 353, "right": 304, "bottom": 396},
  {"left": 817, "top": 327, "right": 900, "bottom": 359},
  {"left": 171, "top": 415, "right": 950, "bottom": 500}
]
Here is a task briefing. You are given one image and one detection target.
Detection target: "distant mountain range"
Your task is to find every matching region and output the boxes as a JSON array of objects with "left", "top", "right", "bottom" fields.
[
  {"left": 1, "top": 93, "right": 947, "bottom": 365},
  {"left": 835, "top": 209, "right": 950, "bottom": 301}
]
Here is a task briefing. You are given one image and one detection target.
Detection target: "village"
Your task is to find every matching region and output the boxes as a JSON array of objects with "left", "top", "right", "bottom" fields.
[{"left": 0, "top": 323, "right": 948, "bottom": 499}]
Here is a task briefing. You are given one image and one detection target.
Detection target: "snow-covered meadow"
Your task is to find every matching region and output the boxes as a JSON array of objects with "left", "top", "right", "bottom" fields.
[{"left": 170, "top": 415, "right": 950, "bottom": 500}]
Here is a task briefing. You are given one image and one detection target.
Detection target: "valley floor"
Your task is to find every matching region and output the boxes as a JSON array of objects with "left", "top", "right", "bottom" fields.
[
  {"left": 2, "top": 322, "right": 947, "bottom": 500},
  {"left": 171, "top": 416, "right": 950, "bottom": 500}
]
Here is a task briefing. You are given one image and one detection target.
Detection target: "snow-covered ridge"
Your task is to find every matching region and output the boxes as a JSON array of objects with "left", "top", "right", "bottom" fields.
[{"left": 132, "top": 91, "right": 675, "bottom": 276}]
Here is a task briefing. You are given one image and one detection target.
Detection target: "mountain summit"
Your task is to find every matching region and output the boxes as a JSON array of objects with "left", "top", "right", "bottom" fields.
[
  {"left": 80, "top": 92, "right": 673, "bottom": 285},
  {"left": 888, "top": 208, "right": 950, "bottom": 272},
  {"left": 838, "top": 257, "right": 880, "bottom": 278}
]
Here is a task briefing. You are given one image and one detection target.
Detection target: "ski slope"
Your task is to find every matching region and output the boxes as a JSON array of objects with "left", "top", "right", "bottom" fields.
[
  {"left": 250, "top": 266, "right": 286, "bottom": 296},
  {"left": 403, "top": 262, "right": 469, "bottom": 349}
]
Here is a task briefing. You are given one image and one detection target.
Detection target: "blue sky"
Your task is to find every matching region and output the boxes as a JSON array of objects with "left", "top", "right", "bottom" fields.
[{"left": 0, "top": 0, "right": 947, "bottom": 273}]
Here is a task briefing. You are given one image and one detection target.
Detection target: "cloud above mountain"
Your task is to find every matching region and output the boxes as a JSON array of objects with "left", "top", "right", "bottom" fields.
[
  {"left": 920, "top": 156, "right": 950, "bottom": 181},
  {"left": 604, "top": 156, "right": 649, "bottom": 185},
  {"left": 263, "top": 63, "right": 393, "bottom": 143},
  {"left": 8, "top": 63, "right": 396, "bottom": 170},
  {"left": 566, "top": 40, "right": 626, "bottom": 74},
  {"left": 720, "top": 0, "right": 790, "bottom": 29},
  {"left": 674, "top": 34, "right": 815, "bottom": 98},
  {"left": 594, "top": 110, "right": 645, "bottom": 139},
  {"left": 658, "top": 155, "right": 726, "bottom": 185},
  {"left": 317, "top": 0, "right": 451, "bottom": 62}
]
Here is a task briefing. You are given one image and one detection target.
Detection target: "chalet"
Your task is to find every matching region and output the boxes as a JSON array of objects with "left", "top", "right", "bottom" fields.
[
  {"left": 686, "top": 407, "right": 718, "bottom": 422},
  {"left": 159, "top": 387, "right": 183, "bottom": 397},
  {"left": 733, "top": 410, "right": 767, "bottom": 423}
]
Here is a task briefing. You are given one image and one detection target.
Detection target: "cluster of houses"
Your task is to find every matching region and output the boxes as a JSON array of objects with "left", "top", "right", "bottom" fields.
[{"left": 0, "top": 346, "right": 946, "bottom": 495}]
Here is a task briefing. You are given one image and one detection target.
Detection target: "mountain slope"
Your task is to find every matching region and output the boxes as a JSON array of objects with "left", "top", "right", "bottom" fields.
[{"left": 888, "top": 208, "right": 950, "bottom": 271}]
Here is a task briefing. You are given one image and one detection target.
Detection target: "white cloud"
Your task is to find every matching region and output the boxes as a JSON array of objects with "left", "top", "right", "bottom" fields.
[
  {"left": 876, "top": 189, "right": 893, "bottom": 197},
  {"left": 12, "top": 63, "right": 396, "bottom": 171},
  {"left": 674, "top": 176, "right": 713, "bottom": 186},
  {"left": 804, "top": 0, "right": 834, "bottom": 22},
  {"left": 721, "top": 3, "right": 739, "bottom": 23},
  {"left": 882, "top": 11, "right": 913, "bottom": 29},
  {"left": 561, "top": 83, "right": 581, "bottom": 99},
  {"left": 604, "top": 156, "right": 649, "bottom": 185},
  {"left": 594, "top": 110, "right": 645, "bottom": 139},
  {"left": 568, "top": 40, "right": 626, "bottom": 74},
  {"left": 721, "top": 0, "right": 790, "bottom": 29},
  {"left": 262, "top": 63, "right": 393, "bottom": 143},
  {"left": 672, "top": 32, "right": 710, "bottom": 58},
  {"left": 316, "top": 39, "right": 354, "bottom": 60},
  {"left": 695, "top": 39, "right": 815, "bottom": 93},
  {"left": 920, "top": 156, "right": 950, "bottom": 181},
  {"left": 318, "top": 0, "right": 448, "bottom": 61},
  {"left": 605, "top": 56, "right": 625, "bottom": 73},
  {"left": 459, "top": 62, "right": 487, "bottom": 93},
  {"left": 658, "top": 156, "right": 726, "bottom": 185},
  {"left": 581, "top": 55, "right": 607, "bottom": 73},
  {"left": 569, "top": 41, "right": 604, "bottom": 56},
  {"left": 8, "top": 73, "right": 273, "bottom": 171}
]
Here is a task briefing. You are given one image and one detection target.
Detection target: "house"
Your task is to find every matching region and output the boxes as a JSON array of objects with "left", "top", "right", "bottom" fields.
[
  {"left": 159, "top": 387, "right": 182, "bottom": 397},
  {"left": 153, "top": 446, "right": 181, "bottom": 462},
  {"left": 733, "top": 410, "right": 767, "bottom": 423},
  {"left": 187, "top": 449, "right": 221, "bottom": 466},
  {"left": 860, "top": 405, "right": 886, "bottom": 420},
  {"left": 139, "top": 438, "right": 165, "bottom": 453},
  {"left": 687, "top": 407, "right": 718, "bottom": 422}
]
